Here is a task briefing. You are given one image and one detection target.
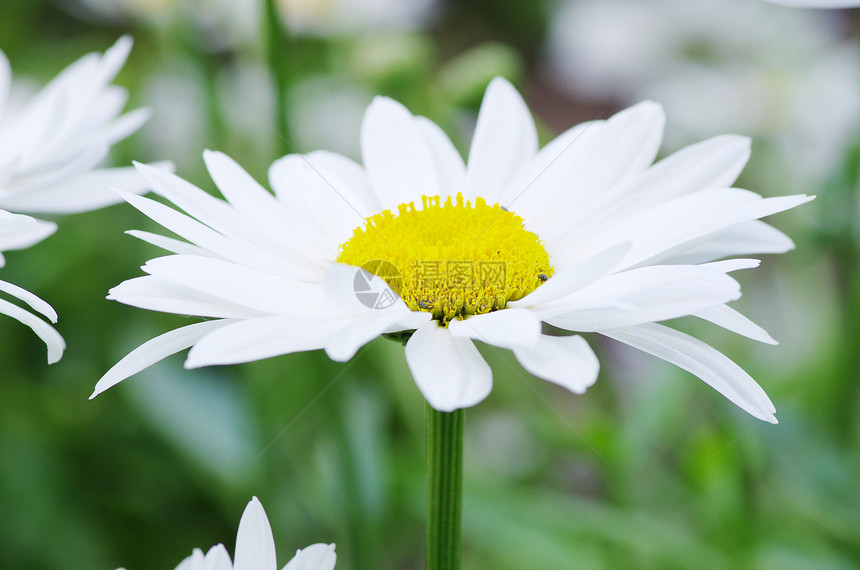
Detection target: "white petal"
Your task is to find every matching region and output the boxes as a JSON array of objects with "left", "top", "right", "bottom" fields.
[
  {"left": 466, "top": 77, "right": 538, "bottom": 203},
  {"left": 325, "top": 311, "right": 416, "bottom": 361},
  {"left": 496, "top": 120, "right": 591, "bottom": 208},
  {"left": 184, "top": 315, "right": 349, "bottom": 368},
  {"left": 131, "top": 161, "right": 322, "bottom": 269},
  {"left": 100, "top": 36, "right": 133, "bottom": 83},
  {"left": 119, "top": 191, "right": 317, "bottom": 281},
  {"left": 510, "top": 242, "right": 630, "bottom": 308},
  {"left": 698, "top": 258, "right": 760, "bottom": 273},
  {"left": 132, "top": 161, "right": 247, "bottom": 238},
  {"left": 405, "top": 320, "right": 492, "bottom": 411},
  {"left": 658, "top": 220, "right": 795, "bottom": 265},
  {"left": 126, "top": 230, "right": 209, "bottom": 256},
  {"left": 513, "top": 334, "right": 599, "bottom": 394},
  {"left": 175, "top": 548, "right": 205, "bottom": 570},
  {"left": 203, "top": 150, "right": 311, "bottom": 247},
  {"left": 108, "top": 275, "right": 268, "bottom": 319},
  {"left": 202, "top": 545, "right": 233, "bottom": 570},
  {"left": 0, "top": 278, "right": 58, "bottom": 322},
  {"left": 0, "top": 162, "right": 171, "bottom": 214},
  {"left": 570, "top": 135, "right": 751, "bottom": 240},
  {"left": 539, "top": 264, "right": 741, "bottom": 330},
  {"left": 141, "top": 255, "right": 329, "bottom": 315},
  {"left": 321, "top": 262, "right": 412, "bottom": 316},
  {"left": 282, "top": 544, "right": 337, "bottom": 570},
  {"left": 233, "top": 497, "right": 277, "bottom": 570},
  {"left": 600, "top": 323, "right": 777, "bottom": 423},
  {"left": 627, "top": 134, "right": 750, "bottom": 200},
  {"left": 508, "top": 101, "right": 664, "bottom": 240},
  {"left": 91, "top": 320, "right": 228, "bottom": 398},
  {"left": 11, "top": 141, "right": 109, "bottom": 195},
  {"left": 360, "top": 96, "right": 441, "bottom": 210},
  {"left": 0, "top": 211, "right": 56, "bottom": 253},
  {"left": 695, "top": 305, "right": 778, "bottom": 345},
  {"left": 447, "top": 308, "right": 541, "bottom": 349},
  {"left": 268, "top": 152, "right": 374, "bottom": 247},
  {"left": 568, "top": 189, "right": 813, "bottom": 270},
  {"left": 415, "top": 116, "right": 466, "bottom": 197},
  {"left": 0, "top": 297, "right": 65, "bottom": 364},
  {"left": 106, "top": 107, "right": 151, "bottom": 145},
  {"left": 286, "top": 150, "right": 377, "bottom": 211}
]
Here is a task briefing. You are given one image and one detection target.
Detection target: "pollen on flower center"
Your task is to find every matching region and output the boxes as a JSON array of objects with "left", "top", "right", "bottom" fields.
[{"left": 336, "top": 193, "right": 553, "bottom": 324}]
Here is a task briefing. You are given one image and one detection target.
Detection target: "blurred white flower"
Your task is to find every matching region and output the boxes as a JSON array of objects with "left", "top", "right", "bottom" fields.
[
  {"left": 761, "top": 0, "right": 859, "bottom": 7},
  {"left": 277, "top": 0, "right": 437, "bottom": 36},
  {"left": 545, "top": 0, "right": 860, "bottom": 187},
  {"left": 94, "top": 78, "right": 810, "bottom": 423},
  {"left": 65, "top": 0, "right": 260, "bottom": 51},
  {"left": 289, "top": 75, "right": 371, "bottom": 157},
  {"left": 68, "top": 0, "right": 436, "bottom": 47},
  {"left": 66, "top": 0, "right": 177, "bottom": 22},
  {"left": 0, "top": 37, "right": 155, "bottom": 362},
  {"left": 139, "top": 58, "right": 210, "bottom": 171},
  {"left": 0, "top": 36, "right": 152, "bottom": 214},
  {"left": 117, "top": 497, "right": 335, "bottom": 570}
]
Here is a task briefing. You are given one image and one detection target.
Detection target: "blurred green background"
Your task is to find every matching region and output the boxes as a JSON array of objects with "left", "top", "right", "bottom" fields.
[{"left": 1, "top": 0, "right": 859, "bottom": 568}]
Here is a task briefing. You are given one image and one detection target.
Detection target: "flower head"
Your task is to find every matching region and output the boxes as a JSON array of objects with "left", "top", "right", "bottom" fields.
[
  {"left": 0, "top": 37, "right": 154, "bottom": 362},
  {"left": 95, "top": 78, "right": 810, "bottom": 423},
  {"left": 0, "top": 36, "right": 152, "bottom": 214},
  {"left": 118, "top": 497, "right": 335, "bottom": 570}
]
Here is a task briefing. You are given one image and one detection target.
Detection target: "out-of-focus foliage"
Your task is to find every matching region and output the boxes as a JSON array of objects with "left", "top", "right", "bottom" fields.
[{"left": 0, "top": 0, "right": 858, "bottom": 568}]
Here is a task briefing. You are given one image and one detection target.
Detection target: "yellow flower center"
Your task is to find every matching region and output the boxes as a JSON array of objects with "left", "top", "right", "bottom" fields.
[{"left": 336, "top": 193, "right": 553, "bottom": 325}]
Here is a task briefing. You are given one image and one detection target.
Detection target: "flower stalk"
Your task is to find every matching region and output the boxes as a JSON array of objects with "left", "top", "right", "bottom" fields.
[
  {"left": 263, "top": 0, "right": 292, "bottom": 155},
  {"left": 426, "top": 403, "right": 464, "bottom": 570}
]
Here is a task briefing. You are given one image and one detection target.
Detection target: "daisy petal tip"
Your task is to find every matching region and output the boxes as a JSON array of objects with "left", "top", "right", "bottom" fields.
[
  {"left": 110, "top": 185, "right": 132, "bottom": 200},
  {"left": 323, "top": 344, "right": 355, "bottom": 363},
  {"left": 131, "top": 160, "right": 170, "bottom": 178},
  {"left": 628, "top": 99, "right": 665, "bottom": 119},
  {"left": 485, "top": 75, "right": 519, "bottom": 96},
  {"left": 368, "top": 94, "right": 396, "bottom": 110},
  {"left": 115, "top": 34, "right": 133, "bottom": 50},
  {"left": 106, "top": 35, "right": 133, "bottom": 63},
  {"left": 89, "top": 379, "right": 114, "bottom": 400},
  {"left": 202, "top": 148, "right": 227, "bottom": 165},
  {"left": 47, "top": 349, "right": 64, "bottom": 366},
  {"left": 182, "top": 354, "right": 206, "bottom": 370}
]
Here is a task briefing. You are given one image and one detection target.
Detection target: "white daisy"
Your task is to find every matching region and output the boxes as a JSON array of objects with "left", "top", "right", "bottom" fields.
[
  {"left": 0, "top": 36, "right": 154, "bottom": 362},
  {"left": 0, "top": 36, "right": 152, "bottom": 214},
  {"left": 118, "top": 496, "right": 336, "bottom": 570},
  {"left": 93, "top": 78, "right": 810, "bottom": 423}
]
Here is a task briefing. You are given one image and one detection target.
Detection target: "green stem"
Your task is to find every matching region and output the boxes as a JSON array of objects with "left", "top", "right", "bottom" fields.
[
  {"left": 426, "top": 404, "right": 464, "bottom": 570},
  {"left": 263, "top": 0, "right": 292, "bottom": 156}
]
